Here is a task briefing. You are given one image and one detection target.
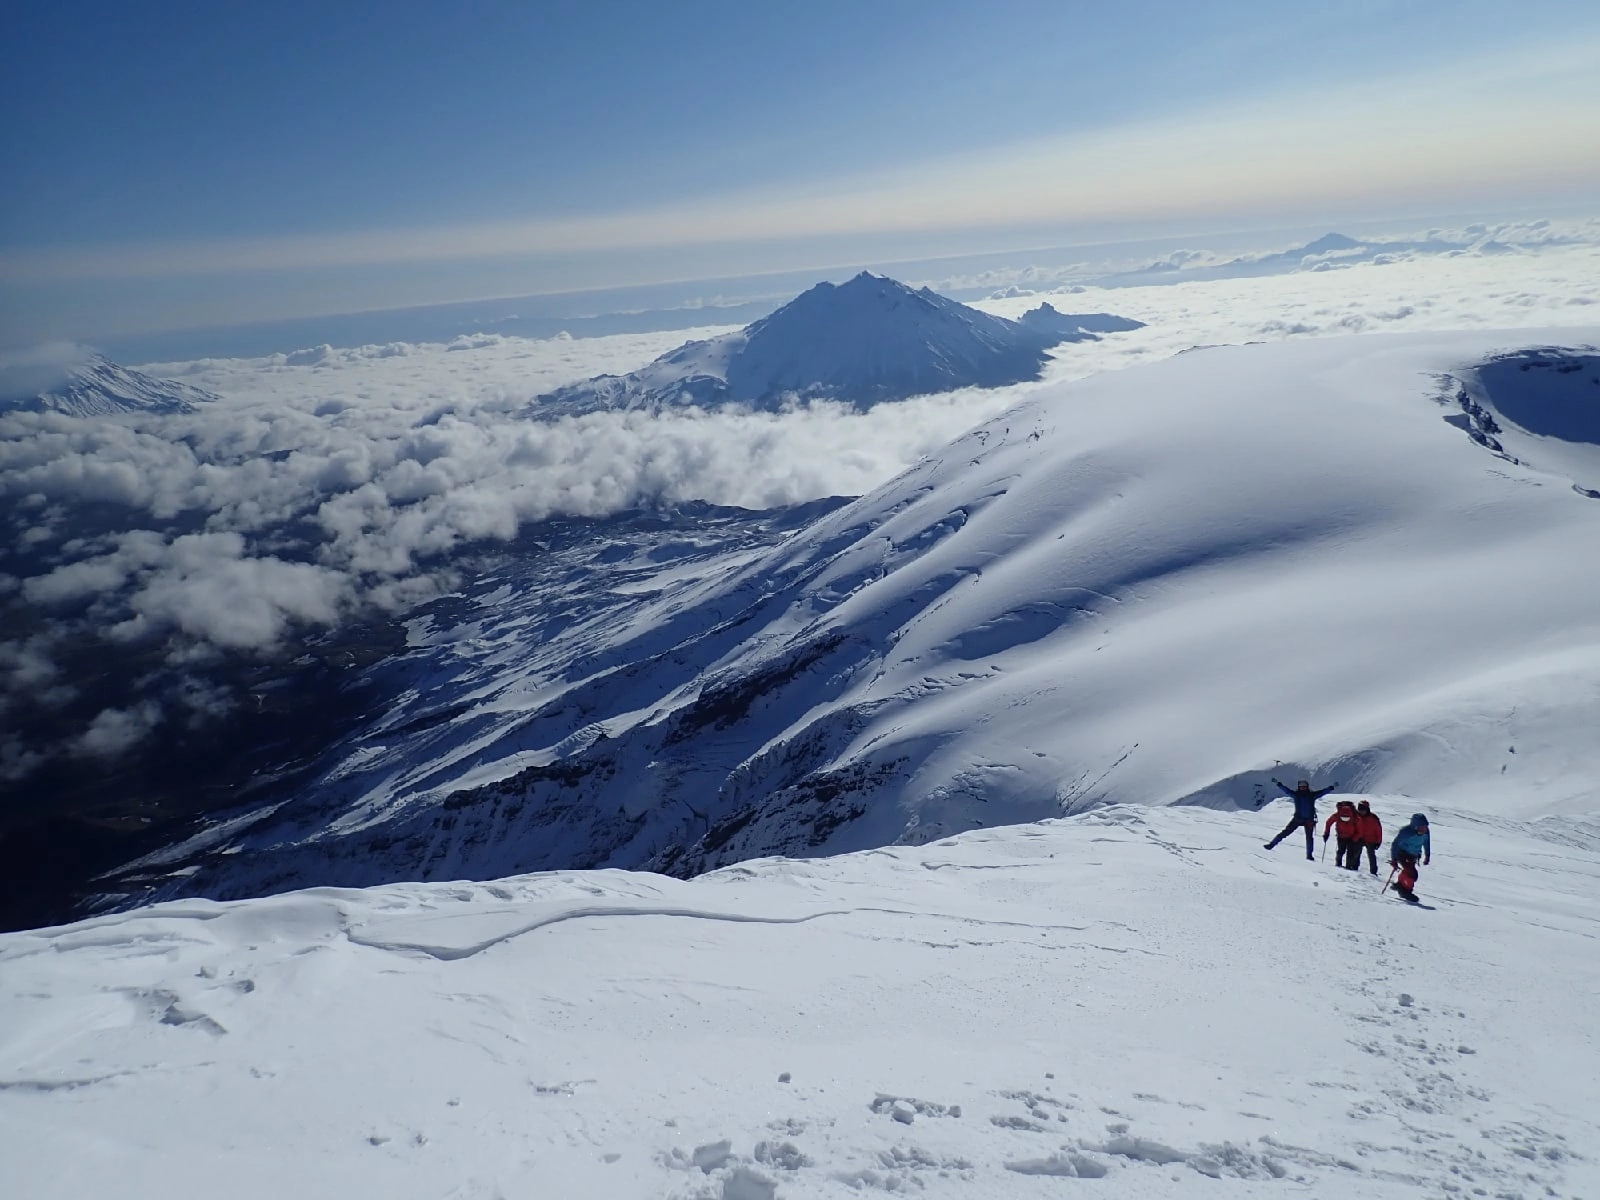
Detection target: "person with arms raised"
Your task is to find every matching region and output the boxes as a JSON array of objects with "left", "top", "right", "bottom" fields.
[{"left": 1264, "top": 778, "right": 1339, "bottom": 861}]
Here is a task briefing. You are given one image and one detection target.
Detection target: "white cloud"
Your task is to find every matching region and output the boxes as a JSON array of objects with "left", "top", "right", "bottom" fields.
[
  {"left": 24, "top": 546, "right": 149, "bottom": 606},
  {"left": 115, "top": 534, "right": 351, "bottom": 650},
  {"left": 76, "top": 702, "right": 162, "bottom": 758},
  {"left": 975, "top": 242, "right": 1600, "bottom": 375}
]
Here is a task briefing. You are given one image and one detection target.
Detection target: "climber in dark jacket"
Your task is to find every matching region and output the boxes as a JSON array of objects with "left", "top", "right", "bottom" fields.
[
  {"left": 1390, "top": 813, "right": 1432, "bottom": 902},
  {"left": 1264, "top": 778, "right": 1339, "bottom": 861}
]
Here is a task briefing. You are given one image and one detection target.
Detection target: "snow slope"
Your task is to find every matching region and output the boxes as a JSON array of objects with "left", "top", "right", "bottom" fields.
[
  {"left": 0, "top": 352, "right": 216, "bottom": 416},
  {"left": 4, "top": 801, "right": 1596, "bottom": 1199},
  {"left": 113, "top": 327, "right": 1600, "bottom": 908},
  {"left": 532, "top": 273, "right": 1131, "bottom": 416}
]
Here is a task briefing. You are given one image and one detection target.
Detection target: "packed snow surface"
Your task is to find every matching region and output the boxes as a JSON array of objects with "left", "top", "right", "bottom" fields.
[{"left": 4, "top": 802, "right": 1597, "bottom": 1198}]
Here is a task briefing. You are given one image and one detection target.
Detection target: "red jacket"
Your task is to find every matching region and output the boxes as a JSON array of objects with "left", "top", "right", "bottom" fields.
[
  {"left": 1323, "top": 803, "right": 1359, "bottom": 840},
  {"left": 1356, "top": 811, "right": 1383, "bottom": 845}
]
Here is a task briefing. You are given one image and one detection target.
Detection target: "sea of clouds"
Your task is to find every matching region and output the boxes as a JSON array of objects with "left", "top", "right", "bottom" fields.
[
  {"left": 2, "top": 234, "right": 1597, "bottom": 779},
  {"left": 931, "top": 216, "right": 1600, "bottom": 296}
]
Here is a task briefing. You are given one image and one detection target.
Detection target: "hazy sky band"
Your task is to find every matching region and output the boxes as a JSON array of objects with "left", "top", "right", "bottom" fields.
[
  {"left": 6, "top": 38, "right": 1598, "bottom": 284},
  {"left": 3, "top": 1, "right": 1597, "bottom": 337}
]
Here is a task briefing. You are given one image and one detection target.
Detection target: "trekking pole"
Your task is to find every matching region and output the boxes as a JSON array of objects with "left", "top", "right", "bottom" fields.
[{"left": 1321, "top": 837, "right": 1328, "bottom": 862}]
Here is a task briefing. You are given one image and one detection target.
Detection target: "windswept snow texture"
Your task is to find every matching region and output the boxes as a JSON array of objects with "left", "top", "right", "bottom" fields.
[
  {"left": 0, "top": 351, "right": 215, "bottom": 417},
  {"left": 116, "top": 328, "right": 1600, "bottom": 909},
  {"left": 4, "top": 804, "right": 1598, "bottom": 1199},
  {"left": 533, "top": 273, "right": 1122, "bottom": 416}
]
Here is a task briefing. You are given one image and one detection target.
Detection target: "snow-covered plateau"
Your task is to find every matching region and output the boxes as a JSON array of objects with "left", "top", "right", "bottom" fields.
[{"left": 4, "top": 802, "right": 1596, "bottom": 1199}]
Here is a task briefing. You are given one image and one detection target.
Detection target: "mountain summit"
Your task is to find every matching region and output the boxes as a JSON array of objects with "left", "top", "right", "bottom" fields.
[
  {"left": 0, "top": 351, "right": 216, "bottom": 417},
  {"left": 533, "top": 273, "right": 1140, "bottom": 416}
]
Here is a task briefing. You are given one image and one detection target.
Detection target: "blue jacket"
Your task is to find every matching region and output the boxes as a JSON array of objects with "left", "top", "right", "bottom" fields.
[
  {"left": 1392, "top": 814, "right": 1431, "bottom": 861},
  {"left": 1278, "top": 782, "right": 1334, "bottom": 821}
]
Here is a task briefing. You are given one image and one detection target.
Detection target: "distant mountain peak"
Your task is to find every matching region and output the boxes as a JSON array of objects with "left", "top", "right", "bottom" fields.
[
  {"left": 0, "top": 351, "right": 216, "bottom": 417},
  {"left": 1018, "top": 302, "right": 1147, "bottom": 339},
  {"left": 534, "top": 274, "right": 1144, "bottom": 418},
  {"left": 1300, "top": 232, "right": 1362, "bottom": 255}
]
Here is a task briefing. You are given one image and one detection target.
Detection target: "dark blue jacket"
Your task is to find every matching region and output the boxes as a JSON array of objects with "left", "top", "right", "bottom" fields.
[
  {"left": 1392, "top": 814, "right": 1431, "bottom": 861},
  {"left": 1278, "top": 782, "right": 1334, "bottom": 821}
]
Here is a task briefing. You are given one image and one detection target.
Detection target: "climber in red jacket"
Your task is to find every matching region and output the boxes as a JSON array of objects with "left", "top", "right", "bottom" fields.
[
  {"left": 1323, "top": 798, "right": 1361, "bottom": 870},
  {"left": 1354, "top": 800, "right": 1383, "bottom": 875}
]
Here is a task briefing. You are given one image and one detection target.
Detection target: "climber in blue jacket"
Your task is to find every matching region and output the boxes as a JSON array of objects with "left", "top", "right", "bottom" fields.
[{"left": 1390, "top": 813, "right": 1432, "bottom": 902}]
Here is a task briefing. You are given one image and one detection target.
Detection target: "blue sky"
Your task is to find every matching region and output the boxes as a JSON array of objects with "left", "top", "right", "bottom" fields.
[{"left": 2, "top": 0, "right": 1598, "bottom": 343}]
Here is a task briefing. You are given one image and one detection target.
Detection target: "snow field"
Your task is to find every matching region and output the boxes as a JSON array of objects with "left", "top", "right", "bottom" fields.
[{"left": 3, "top": 800, "right": 1596, "bottom": 1199}]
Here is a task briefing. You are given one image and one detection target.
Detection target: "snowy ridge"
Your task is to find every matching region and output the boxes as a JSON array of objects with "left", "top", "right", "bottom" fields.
[
  {"left": 0, "top": 352, "right": 216, "bottom": 417},
  {"left": 532, "top": 273, "right": 1133, "bottom": 416},
  {"left": 112, "top": 327, "right": 1600, "bottom": 909},
  {"left": 4, "top": 802, "right": 1597, "bottom": 1198}
]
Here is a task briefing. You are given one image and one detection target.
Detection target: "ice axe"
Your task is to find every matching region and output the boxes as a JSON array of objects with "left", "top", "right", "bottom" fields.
[{"left": 1381, "top": 863, "right": 1398, "bottom": 894}]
